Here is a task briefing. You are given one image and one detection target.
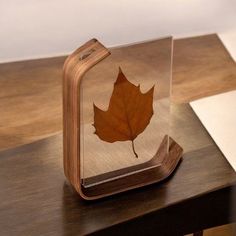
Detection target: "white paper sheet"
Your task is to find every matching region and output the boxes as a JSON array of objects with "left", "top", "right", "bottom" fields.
[
  {"left": 190, "top": 90, "right": 236, "bottom": 171},
  {"left": 219, "top": 30, "right": 236, "bottom": 62}
]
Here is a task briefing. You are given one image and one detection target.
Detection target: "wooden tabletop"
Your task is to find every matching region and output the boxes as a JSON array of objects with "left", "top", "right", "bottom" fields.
[
  {"left": 0, "top": 34, "right": 235, "bottom": 151},
  {"left": 0, "top": 34, "right": 235, "bottom": 235},
  {"left": 0, "top": 104, "right": 235, "bottom": 236}
]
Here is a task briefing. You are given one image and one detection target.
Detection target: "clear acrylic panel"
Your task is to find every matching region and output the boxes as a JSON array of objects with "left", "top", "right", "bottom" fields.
[{"left": 80, "top": 37, "right": 172, "bottom": 187}]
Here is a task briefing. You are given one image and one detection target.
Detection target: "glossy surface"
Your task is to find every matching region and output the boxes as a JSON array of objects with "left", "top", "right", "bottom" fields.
[{"left": 0, "top": 104, "right": 235, "bottom": 235}]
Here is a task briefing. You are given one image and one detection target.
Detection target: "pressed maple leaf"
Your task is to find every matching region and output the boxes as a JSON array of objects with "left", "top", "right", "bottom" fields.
[{"left": 93, "top": 67, "right": 155, "bottom": 158}]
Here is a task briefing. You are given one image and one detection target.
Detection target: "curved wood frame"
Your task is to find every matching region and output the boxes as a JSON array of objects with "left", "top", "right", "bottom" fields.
[{"left": 63, "top": 39, "right": 183, "bottom": 200}]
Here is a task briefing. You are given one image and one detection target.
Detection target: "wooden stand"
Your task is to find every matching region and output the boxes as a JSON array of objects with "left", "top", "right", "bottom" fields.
[{"left": 63, "top": 39, "right": 183, "bottom": 200}]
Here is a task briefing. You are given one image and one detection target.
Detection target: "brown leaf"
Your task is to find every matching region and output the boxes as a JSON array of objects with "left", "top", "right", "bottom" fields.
[{"left": 93, "top": 67, "right": 155, "bottom": 158}]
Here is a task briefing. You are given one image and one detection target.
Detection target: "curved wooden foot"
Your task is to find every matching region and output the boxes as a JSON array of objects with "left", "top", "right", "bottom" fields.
[
  {"left": 81, "top": 136, "right": 183, "bottom": 199},
  {"left": 63, "top": 39, "right": 183, "bottom": 200}
]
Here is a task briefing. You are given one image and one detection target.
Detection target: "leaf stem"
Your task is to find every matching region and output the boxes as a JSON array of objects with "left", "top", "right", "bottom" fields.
[{"left": 131, "top": 140, "right": 138, "bottom": 158}]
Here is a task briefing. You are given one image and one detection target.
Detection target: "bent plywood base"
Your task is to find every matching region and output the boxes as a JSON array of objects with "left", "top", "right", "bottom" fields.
[
  {"left": 81, "top": 136, "right": 183, "bottom": 198},
  {"left": 63, "top": 39, "right": 183, "bottom": 200}
]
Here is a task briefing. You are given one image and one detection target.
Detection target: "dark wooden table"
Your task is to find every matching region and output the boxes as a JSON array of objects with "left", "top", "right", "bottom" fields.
[{"left": 0, "top": 104, "right": 235, "bottom": 236}]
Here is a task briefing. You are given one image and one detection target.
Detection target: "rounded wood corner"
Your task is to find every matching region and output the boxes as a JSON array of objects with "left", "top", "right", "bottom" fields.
[
  {"left": 63, "top": 39, "right": 110, "bottom": 193},
  {"left": 79, "top": 136, "right": 183, "bottom": 200},
  {"left": 62, "top": 39, "right": 183, "bottom": 201}
]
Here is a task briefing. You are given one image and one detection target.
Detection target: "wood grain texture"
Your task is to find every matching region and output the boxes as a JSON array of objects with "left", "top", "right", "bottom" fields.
[
  {"left": 63, "top": 39, "right": 111, "bottom": 199},
  {"left": 63, "top": 38, "right": 183, "bottom": 199},
  {"left": 0, "top": 34, "right": 235, "bottom": 234},
  {"left": 0, "top": 34, "right": 235, "bottom": 151},
  {"left": 0, "top": 56, "right": 64, "bottom": 150},
  {"left": 0, "top": 105, "right": 235, "bottom": 235},
  {"left": 81, "top": 137, "right": 182, "bottom": 198},
  {"left": 173, "top": 34, "right": 236, "bottom": 103}
]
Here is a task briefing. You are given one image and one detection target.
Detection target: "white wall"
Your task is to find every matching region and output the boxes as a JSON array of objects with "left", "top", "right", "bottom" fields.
[{"left": 1, "top": 0, "right": 236, "bottom": 63}]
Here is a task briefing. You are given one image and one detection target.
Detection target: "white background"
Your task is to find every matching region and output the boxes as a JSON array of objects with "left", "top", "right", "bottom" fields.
[{"left": 1, "top": 0, "right": 236, "bottom": 63}]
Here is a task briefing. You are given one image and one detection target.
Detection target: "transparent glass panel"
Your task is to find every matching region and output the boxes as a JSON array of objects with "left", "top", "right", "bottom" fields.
[{"left": 80, "top": 37, "right": 172, "bottom": 187}]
